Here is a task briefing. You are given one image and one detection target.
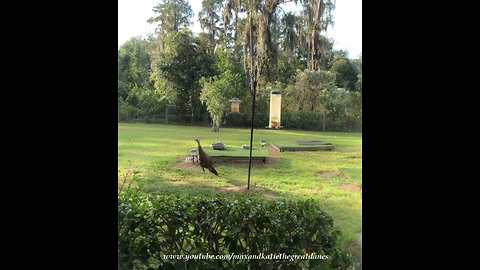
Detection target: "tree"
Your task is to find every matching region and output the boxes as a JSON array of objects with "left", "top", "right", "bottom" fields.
[
  {"left": 148, "top": 0, "right": 193, "bottom": 50},
  {"left": 200, "top": 70, "right": 245, "bottom": 132},
  {"left": 277, "top": 51, "right": 306, "bottom": 85},
  {"left": 301, "top": 0, "right": 335, "bottom": 70},
  {"left": 118, "top": 37, "right": 152, "bottom": 98},
  {"left": 118, "top": 37, "right": 154, "bottom": 121},
  {"left": 152, "top": 29, "right": 202, "bottom": 123},
  {"left": 351, "top": 54, "right": 362, "bottom": 93},
  {"left": 330, "top": 56, "right": 359, "bottom": 91},
  {"left": 223, "top": 0, "right": 247, "bottom": 58},
  {"left": 200, "top": 47, "right": 246, "bottom": 132},
  {"left": 198, "top": 0, "right": 224, "bottom": 46},
  {"left": 279, "top": 12, "right": 297, "bottom": 54},
  {"left": 283, "top": 69, "right": 336, "bottom": 130}
]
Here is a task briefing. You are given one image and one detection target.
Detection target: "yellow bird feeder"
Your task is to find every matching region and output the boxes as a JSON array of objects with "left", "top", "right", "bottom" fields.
[{"left": 268, "top": 90, "right": 282, "bottom": 129}]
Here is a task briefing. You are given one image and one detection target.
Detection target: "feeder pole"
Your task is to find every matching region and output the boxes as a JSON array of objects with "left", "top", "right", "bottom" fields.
[{"left": 247, "top": 9, "right": 256, "bottom": 190}]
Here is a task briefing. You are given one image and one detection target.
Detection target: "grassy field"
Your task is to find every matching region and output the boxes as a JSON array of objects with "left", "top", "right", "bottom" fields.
[{"left": 118, "top": 122, "right": 362, "bottom": 259}]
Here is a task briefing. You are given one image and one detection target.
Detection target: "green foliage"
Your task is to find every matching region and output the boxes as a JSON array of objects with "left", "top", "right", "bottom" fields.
[
  {"left": 198, "top": 0, "right": 224, "bottom": 44},
  {"left": 119, "top": 101, "right": 139, "bottom": 122},
  {"left": 118, "top": 192, "right": 354, "bottom": 270},
  {"left": 283, "top": 69, "right": 336, "bottom": 112},
  {"left": 152, "top": 29, "right": 205, "bottom": 123},
  {"left": 277, "top": 52, "right": 307, "bottom": 85},
  {"left": 281, "top": 111, "right": 362, "bottom": 132},
  {"left": 329, "top": 57, "right": 359, "bottom": 91},
  {"left": 117, "top": 1, "right": 361, "bottom": 132},
  {"left": 200, "top": 48, "right": 246, "bottom": 132},
  {"left": 118, "top": 160, "right": 143, "bottom": 192},
  {"left": 200, "top": 70, "right": 245, "bottom": 132},
  {"left": 118, "top": 37, "right": 153, "bottom": 105},
  {"left": 148, "top": 0, "right": 193, "bottom": 38}
]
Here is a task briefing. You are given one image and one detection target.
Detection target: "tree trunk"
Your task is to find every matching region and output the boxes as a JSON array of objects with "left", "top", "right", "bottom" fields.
[
  {"left": 165, "top": 105, "right": 168, "bottom": 124},
  {"left": 322, "top": 112, "right": 325, "bottom": 131},
  {"left": 190, "top": 94, "right": 194, "bottom": 124},
  {"left": 233, "top": 9, "right": 239, "bottom": 59}
]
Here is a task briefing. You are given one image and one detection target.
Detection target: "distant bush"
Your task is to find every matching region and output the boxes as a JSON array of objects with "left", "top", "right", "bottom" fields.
[{"left": 118, "top": 191, "right": 353, "bottom": 270}]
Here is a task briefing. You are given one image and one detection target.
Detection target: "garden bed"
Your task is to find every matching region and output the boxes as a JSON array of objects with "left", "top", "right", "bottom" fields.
[
  {"left": 271, "top": 141, "right": 334, "bottom": 152},
  {"left": 204, "top": 147, "right": 269, "bottom": 163}
]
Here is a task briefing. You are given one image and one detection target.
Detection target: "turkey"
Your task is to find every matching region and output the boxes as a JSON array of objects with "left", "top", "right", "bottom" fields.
[{"left": 194, "top": 138, "right": 219, "bottom": 176}]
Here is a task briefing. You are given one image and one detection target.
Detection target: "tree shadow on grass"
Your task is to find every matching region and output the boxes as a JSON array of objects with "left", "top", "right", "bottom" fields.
[{"left": 138, "top": 167, "right": 283, "bottom": 201}]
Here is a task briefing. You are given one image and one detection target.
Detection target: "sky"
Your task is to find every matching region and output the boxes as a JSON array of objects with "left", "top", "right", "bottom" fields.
[{"left": 118, "top": 0, "right": 362, "bottom": 58}]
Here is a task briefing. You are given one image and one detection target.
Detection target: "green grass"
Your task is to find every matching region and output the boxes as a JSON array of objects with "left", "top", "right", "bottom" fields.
[{"left": 118, "top": 123, "right": 362, "bottom": 260}]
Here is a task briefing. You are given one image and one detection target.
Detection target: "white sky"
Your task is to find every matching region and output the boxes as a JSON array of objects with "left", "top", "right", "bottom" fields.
[{"left": 118, "top": 0, "right": 362, "bottom": 58}]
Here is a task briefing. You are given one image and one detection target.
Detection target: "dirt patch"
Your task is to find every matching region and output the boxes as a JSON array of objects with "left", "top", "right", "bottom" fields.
[
  {"left": 315, "top": 170, "right": 341, "bottom": 181},
  {"left": 262, "top": 192, "right": 278, "bottom": 199},
  {"left": 337, "top": 182, "right": 362, "bottom": 192},
  {"left": 315, "top": 170, "right": 360, "bottom": 192},
  {"left": 266, "top": 145, "right": 280, "bottom": 158},
  {"left": 220, "top": 185, "right": 249, "bottom": 192},
  {"left": 345, "top": 236, "right": 362, "bottom": 264},
  {"left": 174, "top": 157, "right": 200, "bottom": 171},
  {"left": 215, "top": 185, "right": 259, "bottom": 193}
]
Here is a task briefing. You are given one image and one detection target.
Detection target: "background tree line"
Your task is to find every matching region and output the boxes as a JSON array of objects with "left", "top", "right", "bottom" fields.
[{"left": 118, "top": 0, "right": 362, "bottom": 132}]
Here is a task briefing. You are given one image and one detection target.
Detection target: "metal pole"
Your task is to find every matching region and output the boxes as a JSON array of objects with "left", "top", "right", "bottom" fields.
[{"left": 247, "top": 11, "right": 255, "bottom": 189}]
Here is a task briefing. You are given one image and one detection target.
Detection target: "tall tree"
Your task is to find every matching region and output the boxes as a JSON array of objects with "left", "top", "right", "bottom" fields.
[
  {"left": 255, "top": 0, "right": 282, "bottom": 87},
  {"left": 152, "top": 29, "right": 201, "bottom": 123},
  {"left": 198, "top": 0, "right": 224, "bottom": 46},
  {"left": 147, "top": 0, "right": 193, "bottom": 50},
  {"left": 301, "top": 0, "right": 335, "bottom": 70},
  {"left": 280, "top": 11, "right": 297, "bottom": 53},
  {"left": 223, "top": 0, "right": 247, "bottom": 59}
]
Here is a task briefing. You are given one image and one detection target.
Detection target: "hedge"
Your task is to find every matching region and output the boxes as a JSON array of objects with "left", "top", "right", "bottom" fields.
[
  {"left": 118, "top": 191, "right": 353, "bottom": 270},
  {"left": 120, "top": 110, "right": 361, "bottom": 133}
]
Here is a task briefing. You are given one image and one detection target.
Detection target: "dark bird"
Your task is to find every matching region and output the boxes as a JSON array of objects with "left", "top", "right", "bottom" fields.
[{"left": 194, "top": 138, "right": 219, "bottom": 176}]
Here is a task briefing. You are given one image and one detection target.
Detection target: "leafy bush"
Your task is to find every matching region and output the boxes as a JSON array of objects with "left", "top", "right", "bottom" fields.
[
  {"left": 118, "top": 191, "right": 353, "bottom": 269},
  {"left": 119, "top": 103, "right": 140, "bottom": 122}
]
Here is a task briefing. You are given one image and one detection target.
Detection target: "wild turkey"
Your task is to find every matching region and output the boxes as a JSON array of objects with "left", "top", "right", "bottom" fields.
[{"left": 194, "top": 138, "right": 219, "bottom": 176}]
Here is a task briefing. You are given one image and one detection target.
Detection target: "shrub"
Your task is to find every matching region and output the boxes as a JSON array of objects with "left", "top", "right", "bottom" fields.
[{"left": 118, "top": 191, "right": 353, "bottom": 269}]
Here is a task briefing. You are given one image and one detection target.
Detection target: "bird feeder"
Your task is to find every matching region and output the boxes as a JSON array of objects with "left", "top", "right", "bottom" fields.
[
  {"left": 269, "top": 90, "right": 282, "bottom": 128},
  {"left": 229, "top": 97, "right": 242, "bottom": 114},
  {"left": 211, "top": 142, "right": 226, "bottom": 150},
  {"left": 189, "top": 149, "right": 197, "bottom": 164}
]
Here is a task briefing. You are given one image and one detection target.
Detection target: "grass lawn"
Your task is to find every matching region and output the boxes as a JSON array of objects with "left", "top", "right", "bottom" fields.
[{"left": 118, "top": 122, "right": 362, "bottom": 260}]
